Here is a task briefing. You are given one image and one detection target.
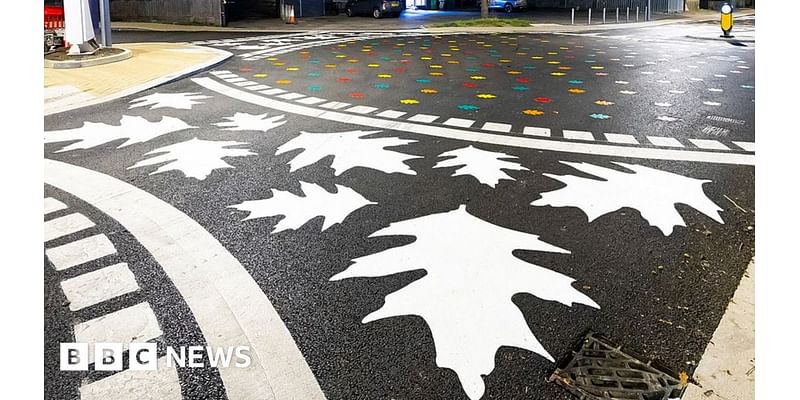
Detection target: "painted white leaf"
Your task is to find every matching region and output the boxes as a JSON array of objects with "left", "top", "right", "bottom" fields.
[
  {"left": 331, "top": 205, "right": 598, "bottom": 400},
  {"left": 276, "top": 130, "right": 419, "bottom": 176},
  {"left": 213, "top": 112, "right": 287, "bottom": 132},
  {"left": 532, "top": 161, "right": 724, "bottom": 235},
  {"left": 657, "top": 116, "right": 678, "bottom": 122},
  {"left": 129, "top": 92, "right": 212, "bottom": 110},
  {"left": 229, "top": 181, "right": 375, "bottom": 233},
  {"left": 128, "top": 138, "right": 255, "bottom": 180},
  {"left": 433, "top": 145, "right": 530, "bottom": 188},
  {"left": 44, "top": 115, "right": 194, "bottom": 153}
]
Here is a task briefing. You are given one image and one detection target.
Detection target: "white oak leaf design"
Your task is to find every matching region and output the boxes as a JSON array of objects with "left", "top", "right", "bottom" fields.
[
  {"left": 128, "top": 138, "right": 255, "bottom": 180},
  {"left": 44, "top": 115, "right": 194, "bottom": 153},
  {"left": 229, "top": 181, "right": 375, "bottom": 233},
  {"left": 276, "top": 130, "right": 419, "bottom": 176},
  {"left": 213, "top": 112, "right": 287, "bottom": 132},
  {"left": 532, "top": 161, "right": 724, "bottom": 235},
  {"left": 433, "top": 145, "right": 530, "bottom": 188},
  {"left": 331, "top": 205, "right": 598, "bottom": 400},
  {"left": 129, "top": 92, "right": 212, "bottom": 110}
]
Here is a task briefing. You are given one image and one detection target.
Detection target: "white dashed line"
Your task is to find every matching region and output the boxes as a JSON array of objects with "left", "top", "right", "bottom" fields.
[
  {"left": 234, "top": 81, "right": 259, "bottom": 87},
  {"left": 376, "top": 110, "right": 407, "bottom": 119},
  {"left": 224, "top": 77, "right": 247, "bottom": 83},
  {"left": 407, "top": 114, "right": 440, "bottom": 123},
  {"left": 647, "top": 136, "right": 684, "bottom": 148},
  {"left": 523, "top": 126, "right": 551, "bottom": 137},
  {"left": 319, "top": 101, "right": 351, "bottom": 110},
  {"left": 46, "top": 234, "right": 116, "bottom": 271},
  {"left": 443, "top": 118, "right": 475, "bottom": 128},
  {"left": 689, "top": 139, "right": 730, "bottom": 151},
  {"left": 80, "top": 357, "right": 181, "bottom": 400},
  {"left": 345, "top": 105, "right": 379, "bottom": 114},
  {"left": 44, "top": 213, "right": 95, "bottom": 242},
  {"left": 246, "top": 84, "right": 272, "bottom": 91},
  {"left": 297, "top": 96, "right": 327, "bottom": 105},
  {"left": 604, "top": 133, "right": 639, "bottom": 145},
  {"left": 60, "top": 263, "right": 139, "bottom": 311},
  {"left": 260, "top": 88, "right": 287, "bottom": 95},
  {"left": 74, "top": 303, "right": 162, "bottom": 361},
  {"left": 277, "top": 92, "right": 307, "bottom": 100},
  {"left": 481, "top": 122, "right": 512, "bottom": 133},
  {"left": 44, "top": 197, "right": 68, "bottom": 215},
  {"left": 733, "top": 141, "right": 756, "bottom": 152},
  {"left": 563, "top": 130, "right": 595, "bottom": 141}
]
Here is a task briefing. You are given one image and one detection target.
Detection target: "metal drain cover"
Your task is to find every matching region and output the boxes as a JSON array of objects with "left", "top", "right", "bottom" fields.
[{"left": 548, "top": 332, "right": 686, "bottom": 400}]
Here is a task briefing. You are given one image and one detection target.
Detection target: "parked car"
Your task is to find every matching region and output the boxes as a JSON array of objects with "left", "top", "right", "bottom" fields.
[
  {"left": 345, "top": 0, "right": 403, "bottom": 18},
  {"left": 479, "top": 0, "right": 527, "bottom": 13}
]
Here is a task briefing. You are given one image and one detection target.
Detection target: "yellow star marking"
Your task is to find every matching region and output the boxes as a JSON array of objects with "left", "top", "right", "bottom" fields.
[
  {"left": 286, "top": 67, "right": 300, "bottom": 71},
  {"left": 367, "top": 63, "right": 380, "bottom": 68},
  {"left": 420, "top": 56, "right": 432, "bottom": 60},
  {"left": 547, "top": 61, "right": 561, "bottom": 65},
  {"left": 516, "top": 52, "right": 527, "bottom": 55},
  {"left": 253, "top": 73, "right": 268, "bottom": 78},
  {"left": 276, "top": 79, "right": 292, "bottom": 84},
  {"left": 568, "top": 88, "right": 586, "bottom": 94},
  {"left": 594, "top": 100, "right": 615, "bottom": 106},
  {"left": 430, "top": 65, "right": 443, "bottom": 69},
  {"left": 348, "top": 59, "right": 359, "bottom": 63},
  {"left": 337, "top": 44, "right": 347, "bottom": 47},
  {"left": 441, "top": 53, "right": 452, "bottom": 57},
  {"left": 429, "top": 72, "right": 444, "bottom": 76},
  {"left": 324, "top": 64, "right": 337, "bottom": 68},
  {"left": 267, "top": 57, "right": 279, "bottom": 61},
  {"left": 558, "top": 66, "right": 572, "bottom": 70},
  {"left": 378, "top": 74, "right": 393, "bottom": 78},
  {"left": 420, "top": 89, "right": 439, "bottom": 94},
  {"left": 470, "top": 76, "right": 487, "bottom": 80},
  {"left": 273, "top": 62, "right": 285, "bottom": 66},
  {"left": 499, "top": 59, "right": 512, "bottom": 63},
  {"left": 450, "top": 47, "right": 461, "bottom": 51},
  {"left": 523, "top": 109, "right": 545, "bottom": 116},
  {"left": 547, "top": 51, "right": 558, "bottom": 55},
  {"left": 483, "top": 44, "right": 493, "bottom": 48},
  {"left": 447, "top": 60, "right": 460, "bottom": 64},
  {"left": 335, "top": 54, "right": 346, "bottom": 58},
  {"left": 551, "top": 72, "right": 566, "bottom": 76},
  {"left": 531, "top": 56, "right": 544, "bottom": 60},
  {"left": 361, "top": 49, "right": 372, "bottom": 52},
  {"left": 560, "top": 46, "right": 569, "bottom": 50},
  {"left": 591, "top": 66, "right": 605, "bottom": 70},
  {"left": 476, "top": 93, "right": 496, "bottom": 99},
  {"left": 507, "top": 71, "right": 522, "bottom": 75},
  {"left": 403, "top": 53, "right": 413, "bottom": 56},
  {"left": 401, "top": 99, "right": 419, "bottom": 104}
]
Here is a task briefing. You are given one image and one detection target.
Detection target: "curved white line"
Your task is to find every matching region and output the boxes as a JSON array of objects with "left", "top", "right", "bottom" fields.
[
  {"left": 192, "top": 77, "right": 755, "bottom": 166},
  {"left": 44, "top": 159, "right": 326, "bottom": 400}
]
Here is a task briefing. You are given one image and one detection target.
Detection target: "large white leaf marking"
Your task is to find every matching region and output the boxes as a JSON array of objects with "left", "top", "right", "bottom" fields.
[
  {"left": 276, "top": 130, "right": 419, "bottom": 176},
  {"left": 229, "top": 181, "right": 375, "bottom": 233},
  {"left": 532, "top": 161, "right": 724, "bottom": 235},
  {"left": 433, "top": 145, "right": 530, "bottom": 188},
  {"left": 44, "top": 115, "right": 194, "bottom": 153},
  {"left": 331, "top": 205, "right": 598, "bottom": 400},
  {"left": 129, "top": 92, "right": 212, "bottom": 110},
  {"left": 128, "top": 138, "right": 255, "bottom": 180},
  {"left": 213, "top": 112, "right": 287, "bottom": 132}
]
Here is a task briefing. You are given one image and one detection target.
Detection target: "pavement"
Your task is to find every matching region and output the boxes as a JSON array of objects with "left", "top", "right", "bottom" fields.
[{"left": 43, "top": 12, "right": 755, "bottom": 400}]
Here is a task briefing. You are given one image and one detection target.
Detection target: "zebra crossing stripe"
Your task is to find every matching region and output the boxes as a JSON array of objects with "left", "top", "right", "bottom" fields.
[
  {"left": 46, "top": 234, "right": 116, "bottom": 271},
  {"left": 60, "top": 263, "right": 140, "bottom": 311},
  {"left": 297, "top": 96, "right": 328, "bottom": 105},
  {"left": 234, "top": 81, "right": 260, "bottom": 87},
  {"left": 376, "top": 110, "right": 407, "bottom": 119},
  {"left": 604, "top": 133, "right": 639, "bottom": 145},
  {"left": 647, "top": 136, "right": 684, "bottom": 148},
  {"left": 563, "top": 130, "right": 595, "bottom": 141},
  {"left": 74, "top": 303, "right": 163, "bottom": 362},
  {"left": 407, "top": 114, "right": 439, "bottom": 123},
  {"left": 522, "top": 126, "right": 551, "bottom": 137},
  {"left": 224, "top": 77, "right": 248, "bottom": 83},
  {"left": 481, "top": 122, "right": 512, "bottom": 133},
  {"left": 443, "top": 117, "right": 475, "bottom": 128},
  {"left": 44, "top": 197, "right": 68, "bottom": 215},
  {"left": 247, "top": 84, "right": 272, "bottom": 91},
  {"left": 319, "top": 101, "right": 351, "bottom": 110},
  {"left": 345, "top": 105, "right": 379, "bottom": 114},
  {"left": 44, "top": 213, "right": 95, "bottom": 242},
  {"left": 80, "top": 357, "right": 181, "bottom": 400}
]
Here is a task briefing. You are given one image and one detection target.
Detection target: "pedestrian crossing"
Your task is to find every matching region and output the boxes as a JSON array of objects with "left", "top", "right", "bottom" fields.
[
  {"left": 44, "top": 196, "right": 181, "bottom": 399},
  {"left": 208, "top": 70, "right": 756, "bottom": 154}
]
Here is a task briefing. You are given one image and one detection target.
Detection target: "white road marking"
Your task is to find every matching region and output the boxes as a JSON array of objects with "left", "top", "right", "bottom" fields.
[
  {"left": 224, "top": 77, "right": 248, "bottom": 83},
  {"left": 443, "top": 118, "right": 475, "bottom": 128},
  {"left": 44, "top": 159, "right": 327, "bottom": 400},
  {"left": 44, "top": 197, "right": 68, "bottom": 215},
  {"left": 44, "top": 213, "right": 95, "bottom": 242},
  {"left": 74, "top": 303, "right": 162, "bottom": 361},
  {"left": 376, "top": 110, "right": 407, "bottom": 119},
  {"left": 80, "top": 356, "right": 181, "bottom": 400},
  {"left": 522, "top": 126, "right": 551, "bottom": 137},
  {"left": 60, "top": 262, "right": 139, "bottom": 311},
  {"left": 319, "top": 101, "right": 351, "bottom": 110},
  {"left": 407, "top": 114, "right": 439, "bottom": 123},
  {"left": 603, "top": 133, "right": 639, "bottom": 145},
  {"left": 277, "top": 92, "right": 306, "bottom": 100},
  {"left": 297, "top": 96, "right": 327, "bottom": 105},
  {"left": 193, "top": 77, "right": 755, "bottom": 166},
  {"left": 346, "top": 105, "right": 379, "bottom": 114},
  {"left": 647, "top": 136, "right": 684, "bottom": 148},
  {"left": 247, "top": 84, "right": 272, "bottom": 91},
  {"left": 481, "top": 122, "right": 512, "bottom": 133},
  {"left": 234, "top": 81, "right": 259, "bottom": 88},
  {"left": 733, "top": 141, "right": 755, "bottom": 152},
  {"left": 562, "top": 130, "right": 595, "bottom": 141},
  {"left": 260, "top": 88, "right": 287, "bottom": 95},
  {"left": 46, "top": 234, "right": 116, "bottom": 271},
  {"left": 689, "top": 139, "right": 730, "bottom": 151},
  {"left": 210, "top": 70, "right": 232, "bottom": 76}
]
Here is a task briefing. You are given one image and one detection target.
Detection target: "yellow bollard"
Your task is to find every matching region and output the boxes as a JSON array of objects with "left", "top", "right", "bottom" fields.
[{"left": 720, "top": 3, "right": 734, "bottom": 38}]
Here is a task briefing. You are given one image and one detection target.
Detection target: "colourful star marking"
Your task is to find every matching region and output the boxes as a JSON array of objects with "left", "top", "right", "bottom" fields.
[
  {"left": 458, "top": 104, "right": 480, "bottom": 111},
  {"left": 400, "top": 99, "right": 419, "bottom": 104},
  {"left": 590, "top": 113, "right": 612, "bottom": 120},
  {"left": 523, "top": 109, "right": 545, "bottom": 116}
]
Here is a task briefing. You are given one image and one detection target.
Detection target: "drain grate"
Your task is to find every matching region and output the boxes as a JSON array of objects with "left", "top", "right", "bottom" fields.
[{"left": 548, "top": 332, "right": 686, "bottom": 400}]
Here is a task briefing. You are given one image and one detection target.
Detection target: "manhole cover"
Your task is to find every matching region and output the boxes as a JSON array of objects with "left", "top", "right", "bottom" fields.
[{"left": 548, "top": 332, "right": 686, "bottom": 400}]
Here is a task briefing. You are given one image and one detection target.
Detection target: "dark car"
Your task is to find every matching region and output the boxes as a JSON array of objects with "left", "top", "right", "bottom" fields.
[{"left": 345, "top": 0, "right": 403, "bottom": 18}]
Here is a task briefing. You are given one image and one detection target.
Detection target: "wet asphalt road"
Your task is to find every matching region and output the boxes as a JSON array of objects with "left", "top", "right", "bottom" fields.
[{"left": 45, "top": 20, "right": 754, "bottom": 400}]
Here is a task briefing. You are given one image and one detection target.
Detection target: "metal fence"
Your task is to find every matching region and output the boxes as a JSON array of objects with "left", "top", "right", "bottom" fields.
[{"left": 593, "top": 0, "right": 684, "bottom": 13}]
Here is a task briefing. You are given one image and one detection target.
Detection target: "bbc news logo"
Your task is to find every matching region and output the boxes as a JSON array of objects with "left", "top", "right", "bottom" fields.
[{"left": 60, "top": 343, "right": 251, "bottom": 371}]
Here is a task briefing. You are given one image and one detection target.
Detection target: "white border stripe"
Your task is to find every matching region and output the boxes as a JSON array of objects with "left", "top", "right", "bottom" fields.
[
  {"left": 44, "top": 213, "right": 95, "bottom": 242},
  {"left": 563, "top": 130, "right": 595, "bottom": 141},
  {"left": 44, "top": 159, "right": 326, "bottom": 400},
  {"left": 60, "top": 262, "right": 140, "bottom": 311},
  {"left": 689, "top": 139, "right": 731, "bottom": 151},
  {"left": 522, "top": 126, "right": 551, "bottom": 137},
  {"left": 192, "top": 77, "right": 755, "bottom": 166},
  {"left": 733, "top": 141, "right": 755, "bottom": 152},
  {"left": 46, "top": 234, "right": 116, "bottom": 271},
  {"left": 44, "top": 197, "right": 68, "bottom": 215},
  {"left": 604, "top": 133, "right": 639, "bottom": 145}
]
